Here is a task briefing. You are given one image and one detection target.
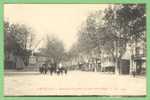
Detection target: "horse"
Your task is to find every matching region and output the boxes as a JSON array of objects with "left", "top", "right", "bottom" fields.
[
  {"left": 39, "top": 63, "right": 49, "bottom": 74},
  {"left": 59, "top": 67, "right": 67, "bottom": 74},
  {"left": 48, "top": 67, "right": 56, "bottom": 75},
  {"left": 39, "top": 63, "right": 68, "bottom": 75}
]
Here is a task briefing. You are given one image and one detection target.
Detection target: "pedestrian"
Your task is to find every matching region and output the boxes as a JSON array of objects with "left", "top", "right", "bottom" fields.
[{"left": 132, "top": 70, "right": 136, "bottom": 77}]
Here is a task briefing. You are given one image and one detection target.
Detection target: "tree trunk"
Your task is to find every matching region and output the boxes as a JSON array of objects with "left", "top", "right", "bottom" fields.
[{"left": 115, "top": 40, "right": 119, "bottom": 75}]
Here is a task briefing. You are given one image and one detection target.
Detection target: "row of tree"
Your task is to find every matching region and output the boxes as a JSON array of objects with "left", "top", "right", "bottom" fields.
[
  {"left": 4, "top": 20, "right": 67, "bottom": 69},
  {"left": 4, "top": 21, "right": 35, "bottom": 67},
  {"left": 4, "top": 4, "right": 146, "bottom": 70},
  {"left": 69, "top": 4, "right": 146, "bottom": 73}
]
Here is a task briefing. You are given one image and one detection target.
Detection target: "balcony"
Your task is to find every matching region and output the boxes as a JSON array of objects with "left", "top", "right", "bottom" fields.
[{"left": 133, "top": 54, "right": 146, "bottom": 61}]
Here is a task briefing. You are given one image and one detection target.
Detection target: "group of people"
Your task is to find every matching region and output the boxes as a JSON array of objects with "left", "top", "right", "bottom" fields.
[{"left": 39, "top": 63, "right": 67, "bottom": 75}]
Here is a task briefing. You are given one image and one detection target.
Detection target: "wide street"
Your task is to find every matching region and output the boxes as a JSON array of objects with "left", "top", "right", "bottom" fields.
[{"left": 4, "top": 71, "right": 146, "bottom": 96}]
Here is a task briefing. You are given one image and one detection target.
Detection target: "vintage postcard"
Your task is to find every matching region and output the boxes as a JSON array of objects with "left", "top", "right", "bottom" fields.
[{"left": 4, "top": 4, "right": 146, "bottom": 96}]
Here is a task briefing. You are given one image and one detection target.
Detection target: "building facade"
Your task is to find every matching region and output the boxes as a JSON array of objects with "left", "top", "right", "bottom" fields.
[{"left": 121, "top": 40, "right": 146, "bottom": 75}]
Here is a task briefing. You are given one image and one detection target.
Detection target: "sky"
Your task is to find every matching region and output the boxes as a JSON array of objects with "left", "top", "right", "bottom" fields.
[{"left": 4, "top": 4, "right": 109, "bottom": 51}]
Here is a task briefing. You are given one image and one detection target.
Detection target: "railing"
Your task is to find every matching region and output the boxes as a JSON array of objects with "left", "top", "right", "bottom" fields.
[
  {"left": 135, "top": 54, "right": 146, "bottom": 57},
  {"left": 133, "top": 54, "right": 146, "bottom": 60}
]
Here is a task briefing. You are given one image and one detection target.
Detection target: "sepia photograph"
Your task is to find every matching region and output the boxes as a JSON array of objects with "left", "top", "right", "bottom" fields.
[{"left": 4, "top": 4, "right": 146, "bottom": 96}]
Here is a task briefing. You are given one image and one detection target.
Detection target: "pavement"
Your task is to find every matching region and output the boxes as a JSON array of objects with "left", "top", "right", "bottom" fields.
[{"left": 4, "top": 70, "right": 146, "bottom": 96}]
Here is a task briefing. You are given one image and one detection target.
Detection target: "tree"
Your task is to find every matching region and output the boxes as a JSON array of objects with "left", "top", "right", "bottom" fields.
[
  {"left": 4, "top": 21, "right": 34, "bottom": 68},
  {"left": 102, "top": 4, "right": 146, "bottom": 74},
  {"left": 115, "top": 4, "right": 146, "bottom": 44},
  {"left": 77, "top": 11, "right": 103, "bottom": 54},
  {"left": 45, "top": 35, "right": 65, "bottom": 68}
]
